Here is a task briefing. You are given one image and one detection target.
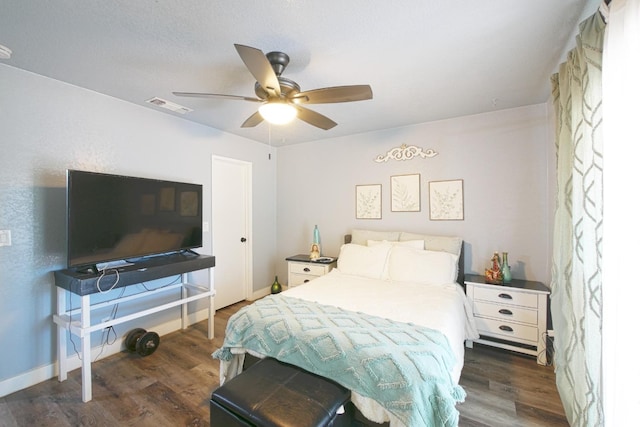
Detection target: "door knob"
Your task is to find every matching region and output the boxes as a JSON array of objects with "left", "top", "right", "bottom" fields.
[{"left": 240, "top": 237, "right": 247, "bottom": 242}]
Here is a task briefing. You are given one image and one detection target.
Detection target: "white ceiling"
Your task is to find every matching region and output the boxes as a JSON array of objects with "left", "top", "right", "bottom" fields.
[{"left": 1, "top": 0, "right": 599, "bottom": 146}]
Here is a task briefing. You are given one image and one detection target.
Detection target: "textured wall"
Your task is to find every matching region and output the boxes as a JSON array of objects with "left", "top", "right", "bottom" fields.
[
  {"left": 276, "top": 104, "right": 552, "bottom": 285},
  {"left": 0, "top": 64, "right": 276, "bottom": 388},
  {"left": 0, "top": 61, "right": 553, "bottom": 394}
]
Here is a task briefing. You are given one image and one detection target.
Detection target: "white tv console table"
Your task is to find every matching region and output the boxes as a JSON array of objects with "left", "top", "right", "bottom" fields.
[{"left": 53, "top": 252, "right": 216, "bottom": 402}]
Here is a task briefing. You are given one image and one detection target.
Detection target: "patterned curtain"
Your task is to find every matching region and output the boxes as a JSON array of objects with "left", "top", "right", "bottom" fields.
[{"left": 550, "top": 9, "right": 605, "bottom": 427}]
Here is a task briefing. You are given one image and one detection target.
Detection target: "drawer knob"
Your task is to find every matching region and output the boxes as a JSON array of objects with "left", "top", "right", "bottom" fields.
[
  {"left": 498, "top": 293, "right": 513, "bottom": 300},
  {"left": 304, "top": 279, "right": 310, "bottom": 283},
  {"left": 499, "top": 325, "right": 514, "bottom": 332},
  {"left": 303, "top": 267, "right": 311, "bottom": 272},
  {"left": 498, "top": 309, "right": 513, "bottom": 315}
]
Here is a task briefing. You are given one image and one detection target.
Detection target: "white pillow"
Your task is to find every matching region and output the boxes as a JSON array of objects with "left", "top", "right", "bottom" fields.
[
  {"left": 387, "top": 246, "right": 458, "bottom": 285},
  {"left": 337, "top": 243, "right": 392, "bottom": 279},
  {"left": 367, "top": 239, "right": 425, "bottom": 250}
]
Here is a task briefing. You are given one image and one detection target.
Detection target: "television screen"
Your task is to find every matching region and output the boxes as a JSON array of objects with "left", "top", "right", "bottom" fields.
[{"left": 67, "top": 170, "right": 203, "bottom": 269}]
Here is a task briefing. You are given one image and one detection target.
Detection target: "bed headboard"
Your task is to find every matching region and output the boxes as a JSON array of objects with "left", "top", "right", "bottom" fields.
[{"left": 344, "top": 232, "right": 465, "bottom": 286}]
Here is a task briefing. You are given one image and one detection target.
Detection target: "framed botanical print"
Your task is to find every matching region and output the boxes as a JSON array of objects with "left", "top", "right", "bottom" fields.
[
  {"left": 356, "top": 184, "right": 382, "bottom": 219},
  {"left": 429, "top": 179, "right": 464, "bottom": 220},
  {"left": 391, "top": 174, "right": 420, "bottom": 212}
]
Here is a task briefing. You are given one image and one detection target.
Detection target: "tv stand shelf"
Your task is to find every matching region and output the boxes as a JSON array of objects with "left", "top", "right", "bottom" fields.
[
  {"left": 54, "top": 252, "right": 214, "bottom": 295},
  {"left": 53, "top": 253, "right": 216, "bottom": 402}
]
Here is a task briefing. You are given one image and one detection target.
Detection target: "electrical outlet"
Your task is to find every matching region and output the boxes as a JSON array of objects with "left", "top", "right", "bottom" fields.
[{"left": 0, "top": 230, "right": 11, "bottom": 247}]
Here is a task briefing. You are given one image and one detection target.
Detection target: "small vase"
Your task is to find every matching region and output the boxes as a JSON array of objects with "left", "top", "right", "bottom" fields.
[
  {"left": 313, "top": 225, "right": 321, "bottom": 256},
  {"left": 270, "top": 275, "right": 282, "bottom": 294},
  {"left": 501, "top": 252, "right": 512, "bottom": 283}
]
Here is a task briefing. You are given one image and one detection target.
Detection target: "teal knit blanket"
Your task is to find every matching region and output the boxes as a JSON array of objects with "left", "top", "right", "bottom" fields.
[{"left": 213, "top": 295, "right": 465, "bottom": 427}]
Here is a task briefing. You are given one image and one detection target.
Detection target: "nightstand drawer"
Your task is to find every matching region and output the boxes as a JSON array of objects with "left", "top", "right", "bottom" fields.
[
  {"left": 289, "top": 273, "right": 316, "bottom": 287},
  {"left": 473, "top": 301, "right": 538, "bottom": 326},
  {"left": 475, "top": 317, "right": 539, "bottom": 343},
  {"left": 474, "top": 286, "right": 538, "bottom": 308},
  {"left": 289, "top": 262, "right": 327, "bottom": 276}
]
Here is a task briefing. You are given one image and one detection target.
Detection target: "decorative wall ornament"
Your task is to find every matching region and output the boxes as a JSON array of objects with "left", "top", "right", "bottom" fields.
[
  {"left": 429, "top": 179, "right": 464, "bottom": 220},
  {"left": 391, "top": 174, "right": 421, "bottom": 212},
  {"left": 374, "top": 144, "right": 438, "bottom": 162},
  {"left": 355, "top": 184, "right": 382, "bottom": 219}
]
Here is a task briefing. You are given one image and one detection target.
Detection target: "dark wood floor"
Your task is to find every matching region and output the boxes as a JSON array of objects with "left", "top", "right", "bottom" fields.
[{"left": 1, "top": 301, "right": 567, "bottom": 426}]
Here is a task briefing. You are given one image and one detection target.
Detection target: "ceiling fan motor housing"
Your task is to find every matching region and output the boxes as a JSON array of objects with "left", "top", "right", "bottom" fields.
[
  {"left": 265, "top": 51, "right": 289, "bottom": 76},
  {"left": 254, "top": 77, "right": 300, "bottom": 100}
]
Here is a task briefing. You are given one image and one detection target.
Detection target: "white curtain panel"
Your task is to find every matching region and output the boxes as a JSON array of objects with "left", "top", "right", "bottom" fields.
[
  {"left": 602, "top": 0, "right": 640, "bottom": 424},
  {"left": 550, "top": 8, "right": 605, "bottom": 427}
]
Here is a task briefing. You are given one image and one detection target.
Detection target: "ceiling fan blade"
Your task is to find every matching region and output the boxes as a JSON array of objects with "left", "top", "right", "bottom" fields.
[
  {"left": 234, "top": 44, "right": 281, "bottom": 98},
  {"left": 241, "top": 111, "right": 264, "bottom": 128},
  {"left": 293, "top": 85, "right": 373, "bottom": 104},
  {"left": 294, "top": 105, "right": 337, "bottom": 130},
  {"left": 172, "top": 92, "right": 262, "bottom": 102}
]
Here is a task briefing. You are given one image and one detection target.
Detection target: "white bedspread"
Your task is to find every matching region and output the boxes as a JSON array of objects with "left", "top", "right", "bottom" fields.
[{"left": 281, "top": 269, "right": 479, "bottom": 425}]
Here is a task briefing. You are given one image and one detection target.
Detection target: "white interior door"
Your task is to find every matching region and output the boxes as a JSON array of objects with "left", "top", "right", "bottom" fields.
[{"left": 212, "top": 156, "right": 252, "bottom": 310}]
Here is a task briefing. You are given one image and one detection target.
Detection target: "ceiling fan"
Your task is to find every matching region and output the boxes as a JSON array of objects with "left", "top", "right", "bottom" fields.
[{"left": 173, "top": 44, "right": 373, "bottom": 130}]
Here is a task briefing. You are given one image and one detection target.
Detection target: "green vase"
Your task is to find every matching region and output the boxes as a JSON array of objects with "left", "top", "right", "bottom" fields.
[
  {"left": 270, "top": 275, "right": 282, "bottom": 294},
  {"left": 501, "top": 252, "right": 512, "bottom": 283}
]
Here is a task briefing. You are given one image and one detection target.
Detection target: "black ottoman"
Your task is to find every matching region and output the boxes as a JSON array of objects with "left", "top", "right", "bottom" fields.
[{"left": 210, "top": 357, "right": 351, "bottom": 427}]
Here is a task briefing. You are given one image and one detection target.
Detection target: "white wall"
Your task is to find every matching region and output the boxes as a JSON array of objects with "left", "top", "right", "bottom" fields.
[
  {"left": 276, "top": 104, "right": 552, "bottom": 285},
  {"left": 0, "top": 64, "right": 277, "bottom": 394}
]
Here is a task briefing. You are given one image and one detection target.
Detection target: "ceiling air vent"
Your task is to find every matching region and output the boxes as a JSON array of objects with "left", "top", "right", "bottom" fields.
[
  {"left": 145, "top": 97, "right": 193, "bottom": 114},
  {"left": 0, "top": 44, "right": 12, "bottom": 59}
]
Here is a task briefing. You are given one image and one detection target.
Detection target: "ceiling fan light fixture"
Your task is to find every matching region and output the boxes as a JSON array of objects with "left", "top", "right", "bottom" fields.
[
  {"left": 174, "top": 44, "right": 372, "bottom": 130},
  {"left": 259, "top": 101, "right": 297, "bottom": 125}
]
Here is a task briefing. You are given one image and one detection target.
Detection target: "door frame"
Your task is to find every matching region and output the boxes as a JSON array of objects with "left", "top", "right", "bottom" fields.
[{"left": 210, "top": 155, "right": 253, "bottom": 308}]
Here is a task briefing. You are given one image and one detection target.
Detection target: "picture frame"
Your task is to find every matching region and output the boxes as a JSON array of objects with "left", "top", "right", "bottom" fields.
[
  {"left": 159, "top": 186, "right": 176, "bottom": 211},
  {"left": 391, "top": 173, "right": 420, "bottom": 212},
  {"left": 429, "top": 179, "right": 464, "bottom": 220},
  {"left": 140, "top": 194, "right": 156, "bottom": 216},
  {"left": 355, "top": 184, "right": 382, "bottom": 219},
  {"left": 180, "top": 191, "right": 199, "bottom": 217}
]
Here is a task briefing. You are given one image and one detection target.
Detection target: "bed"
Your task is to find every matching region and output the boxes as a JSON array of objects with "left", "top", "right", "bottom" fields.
[{"left": 213, "top": 229, "right": 479, "bottom": 427}]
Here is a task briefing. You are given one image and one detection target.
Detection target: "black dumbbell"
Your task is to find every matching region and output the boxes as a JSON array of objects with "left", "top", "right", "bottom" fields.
[{"left": 124, "top": 328, "right": 160, "bottom": 357}]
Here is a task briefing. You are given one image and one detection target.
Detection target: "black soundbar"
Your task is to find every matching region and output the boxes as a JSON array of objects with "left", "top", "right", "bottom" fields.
[{"left": 54, "top": 252, "right": 215, "bottom": 296}]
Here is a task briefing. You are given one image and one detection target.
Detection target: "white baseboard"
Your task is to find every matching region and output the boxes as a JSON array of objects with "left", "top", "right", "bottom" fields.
[
  {"left": 250, "top": 286, "right": 273, "bottom": 301},
  {"left": 0, "top": 307, "right": 213, "bottom": 399}
]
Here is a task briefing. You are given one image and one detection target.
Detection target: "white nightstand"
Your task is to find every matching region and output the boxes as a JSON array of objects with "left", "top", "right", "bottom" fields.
[
  {"left": 285, "top": 254, "right": 337, "bottom": 288},
  {"left": 464, "top": 274, "right": 550, "bottom": 365}
]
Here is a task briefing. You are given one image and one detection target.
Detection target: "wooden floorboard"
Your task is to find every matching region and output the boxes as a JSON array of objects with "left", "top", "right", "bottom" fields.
[{"left": 1, "top": 300, "right": 567, "bottom": 426}]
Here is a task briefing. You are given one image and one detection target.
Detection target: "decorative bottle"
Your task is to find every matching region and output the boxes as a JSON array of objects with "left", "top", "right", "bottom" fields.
[
  {"left": 313, "top": 225, "right": 321, "bottom": 255},
  {"left": 270, "top": 276, "right": 282, "bottom": 294},
  {"left": 485, "top": 252, "right": 503, "bottom": 284},
  {"left": 501, "top": 252, "right": 512, "bottom": 284}
]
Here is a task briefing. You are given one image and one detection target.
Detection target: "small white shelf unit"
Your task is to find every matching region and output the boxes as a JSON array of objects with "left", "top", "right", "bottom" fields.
[
  {"left": 464, "top": 274, "right": 550, "bottom": 365},
  {"left": 285, "top": 254, "right": 337, "bottom": 287},
  {"left": 53, "top": 253, "right": 215, "bottom": 402}
]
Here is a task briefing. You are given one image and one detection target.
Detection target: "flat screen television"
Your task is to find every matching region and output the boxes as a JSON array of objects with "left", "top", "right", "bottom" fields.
[{"left": 66, "top": 170, "right": 203, "bottom": 270}]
